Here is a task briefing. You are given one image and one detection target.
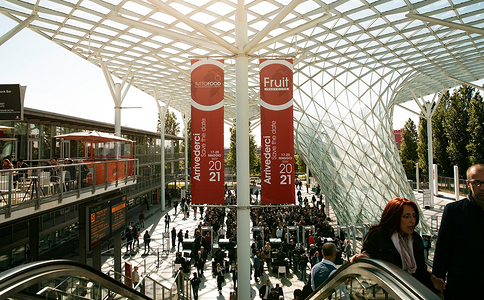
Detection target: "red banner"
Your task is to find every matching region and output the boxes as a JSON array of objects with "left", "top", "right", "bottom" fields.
[
  {"left": 260, "top": 59, "right": 295, "bottom": 205},
  {"left": 191, "top": 59, "right": 225, "bottom": 204}
]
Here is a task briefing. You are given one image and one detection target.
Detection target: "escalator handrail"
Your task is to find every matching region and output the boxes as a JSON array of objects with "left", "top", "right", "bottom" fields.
[
  {"left": 308, "top": 257, "right": 441, "bottom": 300},
  {"left": 0, "top": 259, "right": 151, "bottom": 300}
]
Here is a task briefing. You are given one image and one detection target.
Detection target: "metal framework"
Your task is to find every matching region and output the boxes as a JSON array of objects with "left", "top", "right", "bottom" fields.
[{"left": 1, "top": 0, "right": 484, "bottom": 228}]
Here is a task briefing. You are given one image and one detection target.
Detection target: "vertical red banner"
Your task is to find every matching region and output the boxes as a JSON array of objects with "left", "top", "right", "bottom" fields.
[
  {"left": 191, "top": 59, "right": 225, "bottom": 205},
  {"left": 260, "top": 59, "right": 295, "bottom": 205}
]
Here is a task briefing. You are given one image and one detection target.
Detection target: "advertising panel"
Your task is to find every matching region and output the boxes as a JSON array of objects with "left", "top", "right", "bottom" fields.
[
  {"left": 190, "top": 59, "right": 225, "bottom": 204},
  {"left": 260, "top": 59, "right": 295, "bottom": 205}
]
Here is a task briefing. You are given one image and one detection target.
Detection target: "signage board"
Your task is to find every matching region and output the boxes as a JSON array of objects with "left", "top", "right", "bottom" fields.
[{"left": 0, "top": 84, "right": 24, "bottom": 121}]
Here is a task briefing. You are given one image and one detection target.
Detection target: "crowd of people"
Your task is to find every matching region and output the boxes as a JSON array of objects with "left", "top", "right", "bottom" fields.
[{"left": 128, "top": 163, "right": 484, "bottom": 299}]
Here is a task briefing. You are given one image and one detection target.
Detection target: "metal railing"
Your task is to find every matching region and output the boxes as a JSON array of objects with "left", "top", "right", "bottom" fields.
[{"left": 0, "top": 159, "right": 138, "bottom": 219}]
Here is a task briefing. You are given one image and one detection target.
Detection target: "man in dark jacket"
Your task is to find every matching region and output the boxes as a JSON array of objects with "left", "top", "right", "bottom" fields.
[{"left": 433, "top": 164, "right": 484, "bottom": 299}]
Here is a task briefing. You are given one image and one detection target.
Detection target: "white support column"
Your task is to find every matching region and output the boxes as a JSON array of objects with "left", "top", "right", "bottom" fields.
[
  {"left": 454, "top": 165, "right": 460, "bottom": 201},
  {"left": 99, "top": 61, "right": 133, "bottom": 158},
  {"left": 0, "top": 13, "right": 37, "bottom": 47},
  {"left": 183, "top": 114, "right": 189, "bottom": 194},
  {"left": 426, "top": 102, "right": 434, "bottom": 208},
  {"left": 416, "top": 162, "right": 420, "bottom": 191},
  {"left": 235, "top": 0, "right": 250, "bottom": 298},
  {"left": 154, "top": 92, "right": 173, "bottom": 212}
]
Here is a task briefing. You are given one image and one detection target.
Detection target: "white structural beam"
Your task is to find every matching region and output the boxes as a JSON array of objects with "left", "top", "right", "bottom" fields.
[
  {"left": 244, "top": 0, "right": 303, "bottom": 53},
  {"left": 406, "top": 13, "right": 484, "bottom": 36},
  {"left": 108, "top": 14, "right": 230, "bottom": 53},
  {"left": 248, "top": 13, "right": 331, "bottom": 54},
  {"left": 0, "top": 13, "right": 37, "bottom": 47},
  {"left": 142, "top": 0, "right": 238, "bottom": 54}
]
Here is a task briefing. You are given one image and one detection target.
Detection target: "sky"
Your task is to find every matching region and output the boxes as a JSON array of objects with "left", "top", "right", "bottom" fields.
[{"left": 0, "top": 14, "right": 421, "bottom": 147}]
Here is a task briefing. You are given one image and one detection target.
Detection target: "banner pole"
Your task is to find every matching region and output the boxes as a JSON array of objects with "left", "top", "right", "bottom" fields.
[{"left": 235, "top": 0, "right": 250, "bottom": 298}]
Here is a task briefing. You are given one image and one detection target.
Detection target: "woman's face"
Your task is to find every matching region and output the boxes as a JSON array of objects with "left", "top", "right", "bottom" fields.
[{"left": 399, "top": 205, "right": 417, "bottom": 235}]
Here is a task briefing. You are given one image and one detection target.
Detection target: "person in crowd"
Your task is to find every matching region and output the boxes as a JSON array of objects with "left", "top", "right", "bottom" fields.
[
  {"left": 194, "top": 250, "right": 205, "bottom": 277},
  {"left": 13, "top": 158, "right": 29, "bottom": 188},
  {"left": 267, "top": 288, "right": 279, "bottom": 300},
  {"left": 351, "top": 197, "right": 444, "bottom": 294},
  {"left": 139, "top": 211, "right": 145, "bottom": 228},
  {"left": 432, "top": 163, "right": 484, "bottom": 299},
  {"left": 46, "top": 157, "right": 59, "bottom": 184},
  {"left": 262, "top": 241, "right": 272, "bottom": 270},
  {"left": 79, "top": 160, "right": 90, "bottom": 187},
  {"left": 177, "top": 229, "right": 184, "bottom": 252},
  {"left": 253, "top": 250, "right": 261, "bottom": 282},
  {"left": 344, "top": 240, "right": 352, "bottom": 262},
  {"left": 63, "top": 158, "right": 76, "bottom": 190},
  {"left": 143, "top": 230, "right": 151, "bottom": 254},
  {"left": 216, "top": 262, "right": 224, "bottom": 293},
  {"left": 164, "top": 213, "right": 170, "bottom": 231},
  {"left": 274, "top": 283, "right": 284, "bottom": 298},
  {"left": 190, "top": 272, "right": 201, "bottom": 300},
  {"left": 2, "top": 158, "right": 13, "bottom": 170},
  {"left": 293, "top": 288, "right": 303, "bottom": 300},
  {"left": 311, "top": 243, "right": 337, "bottom": 291},
  {"left": 259, "top": 280, "right": 272, "bottom": 300},
  {"left": 131, "top": 266, "right": 140, "bottom": 288},
  {"left": 299, "top": 253, "right": 309, "bottom": 282},
  {"left": 126, "top": 226, "right": 133, "bottom": 253},
  {"left": 231, "top": 263, "right": 238, "bottom": 289},
  {"left": 171, "top": 227, "right": 176, "bottom": 249},
  {"left": 175, "top": 252, "right": 189, "bottom": 273},
  {"left": 132, "top": 226, "right": 139, "bottom": 249}
]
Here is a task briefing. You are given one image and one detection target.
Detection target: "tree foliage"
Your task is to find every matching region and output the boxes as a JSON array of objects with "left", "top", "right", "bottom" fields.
[
  {"left": 226, "top": 121, "right": 260, "bottom": 176},
  {"left": 417, "top": 114, "right": 428, "bottom": 174},
  {"left": 180, "top": 119, "right": 191, "bottom": 169},
  {"left": 295, "top": 153, "right": 307, "bottom": 174},
  {"left": 444, "top": 85, "right": 472, "bottom": 173},
  {"left": 467, "top": 91, "right": 484, "bottom": 165},
  {"left": 158, "top": 109, "right": 180, "bottom": 136},
  {"left": 432, "top": 91, "right": 451, "bottom": 176},
  {"left": 400, "top": 118, "right": 418, "bottom": 175}
]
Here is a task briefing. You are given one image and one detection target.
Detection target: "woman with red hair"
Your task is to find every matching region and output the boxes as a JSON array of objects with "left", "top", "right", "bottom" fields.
[{"left": 351, "top": 198, "right": 444, "bottom": 293}]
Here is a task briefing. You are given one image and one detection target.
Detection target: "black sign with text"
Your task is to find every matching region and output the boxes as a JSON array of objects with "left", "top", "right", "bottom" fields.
[{"left": 0, "top": 84, "right": 23, "bottom": 121}]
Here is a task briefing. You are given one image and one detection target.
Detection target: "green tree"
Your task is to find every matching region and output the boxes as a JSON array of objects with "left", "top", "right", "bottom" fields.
[
  {"left": 158, "top": 109, "right": 180, "bottom": 136},
  {"left": 226, "top": 121, "right": 259, "bottom": 176},
  {"left": 467, "top": 91, "right": 484, "bottom": 166},
  {"left": 400, "top": 118, "right": 418, "bottom": 176},
  {"left": 432, "top": 91, "right": 451, "bottom": 176},
  {"left": 295, "top": 153, "right": 307, "bottom": 174},
  {"left": 417, "top": 114, "right": 428, "bottom": 175},
  {"left": 445, "top": 85, "right": 472, "bottom": 174},
  {"left": 157, "top": 109, "right": 181, "bottom": 171},
  {"left": 180, "top": 119, "right": 191, "bottom": 170}
]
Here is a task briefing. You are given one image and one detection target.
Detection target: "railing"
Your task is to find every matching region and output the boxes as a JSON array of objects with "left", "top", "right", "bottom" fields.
[
  {"left": 410, "top": 175, "right": 470, "bottom": 196},
  {"left": 104, "top": 247, "right": 192, "bottom": 300},
  {"left": 0, "top": 159, "right": 138, "bottom": 219},
  {"left": 0, "top": 259, "right": 150, "bottom": 300},
  {"left": 308, "top": 258, "right": 440, "bottom": 300}
]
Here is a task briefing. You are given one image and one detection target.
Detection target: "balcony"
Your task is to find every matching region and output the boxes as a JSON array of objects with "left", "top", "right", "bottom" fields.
[{"left": 0, "top": 159, "right": 138, "bottom": 224}]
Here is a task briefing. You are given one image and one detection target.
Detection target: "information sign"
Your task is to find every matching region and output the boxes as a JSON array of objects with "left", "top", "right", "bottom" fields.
[
  {"left": 0, "top": 84, "right": 24, "bottom": 120},
  {"left": 89, "top": 202, "right": 110, "bottom": 249}
]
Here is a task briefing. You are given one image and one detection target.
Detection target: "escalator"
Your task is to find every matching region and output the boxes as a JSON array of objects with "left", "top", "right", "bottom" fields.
[
  {"left": 0, "top": 258, "right": 441, "bottom": 300},
  {"left": 307, "top": 258, "right": 441, "bottom": 300},
  {"left": 0, "top": 259, "right": 151, "bottom": 300}
]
